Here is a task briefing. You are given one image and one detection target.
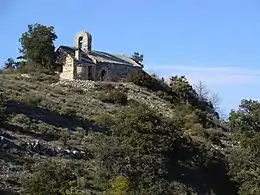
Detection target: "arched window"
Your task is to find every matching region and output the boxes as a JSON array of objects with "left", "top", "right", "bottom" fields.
[
  {"left": 74, "top": 31, "right": 92, "bottom": 53},
  {"left": 78, "top": 37, "right": 83, "bottom": 49}
]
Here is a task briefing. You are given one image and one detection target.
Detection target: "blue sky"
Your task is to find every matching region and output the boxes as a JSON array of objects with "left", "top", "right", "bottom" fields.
[{"left": 1, "top": 0, "right": 260, "bottom": 116}]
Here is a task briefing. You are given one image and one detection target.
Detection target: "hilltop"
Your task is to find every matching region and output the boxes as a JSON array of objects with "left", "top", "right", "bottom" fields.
[
  {"left": 0, "top": 21, "right": 259, "bottom": 195},
  {"left": 1, "top": 69, "right": 254, "bottom": 195}
]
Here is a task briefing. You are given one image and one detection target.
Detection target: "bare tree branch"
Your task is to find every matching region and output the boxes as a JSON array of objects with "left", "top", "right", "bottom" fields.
[{"left": 193, "top": 80, "right": 221, "bottom": 110}]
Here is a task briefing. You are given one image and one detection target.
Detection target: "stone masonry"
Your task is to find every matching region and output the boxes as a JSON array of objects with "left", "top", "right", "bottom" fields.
[{"left": 56, "top": 31, "right": 143, "bottom": 81}]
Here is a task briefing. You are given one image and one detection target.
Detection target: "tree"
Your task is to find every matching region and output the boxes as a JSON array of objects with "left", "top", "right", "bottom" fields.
[
  {"left": 229, "top": 99, "right": 260, "bottom": 132},
  {"left": 4, "top": 57, "right": 18, "bottom": 69},
  {"left": 19, "top": 23, "right": 57, "bottom": 70},
  {"left": 194, "top": 81, "right": 209, "bottom": 101},
  {"left": 131, "top": 52, "right": 144, "bottom": 65},
  {"left": 227, "top": 99, "right": 260, "bottom": 195},
  {"left": 170, "top": 76, "right": 193, "bottom": 99},
  {"left": 194, "top": 80, "right": 220, "bottom": 110}
]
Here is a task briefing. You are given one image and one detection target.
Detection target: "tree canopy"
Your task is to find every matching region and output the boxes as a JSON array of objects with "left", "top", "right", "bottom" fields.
[
  {"left": 131, "top": 52, "right": 144, "bottom": 65},
  {"left": 228, "top": 99, "right": 260, "bottom": 195},
  {"left": 4, "top": 57, "right": 18, "bottom": 70},
  {"left": 19, "top": 23, "right": 57, "bottom": 70},
  {"left": 229, "top": 99, "right": 260, "bottom": 132}
]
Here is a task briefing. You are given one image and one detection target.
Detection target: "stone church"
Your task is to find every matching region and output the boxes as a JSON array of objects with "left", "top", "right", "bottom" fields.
[{"left": 56, "top": 31, "right": 143, "bottom": 81}]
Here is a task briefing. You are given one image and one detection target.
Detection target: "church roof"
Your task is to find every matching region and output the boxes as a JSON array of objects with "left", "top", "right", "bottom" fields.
[{"left": 57, "top": 45, "right": 143, "bottom": 68}]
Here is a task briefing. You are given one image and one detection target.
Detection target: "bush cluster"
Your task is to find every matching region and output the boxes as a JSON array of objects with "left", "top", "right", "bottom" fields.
[
  {"left": 92, "top": 102, "right": 234, "bottom": 194},
  {"left": 21, "top": 160, "right": 79, "bottom": 195},
  {"left": 100, "top": 91, "right": 128, "bottom": 105},
  {"left": 127, "top": 70, "right": 171, "bottom": 93}
]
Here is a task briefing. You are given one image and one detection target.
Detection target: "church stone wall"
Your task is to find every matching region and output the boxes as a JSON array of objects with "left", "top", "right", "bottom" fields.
[
  {"left": 76, "top": 66, "right": 86, "bottom": 80},
  {"left": 58, "top": 52, "right": 142, "bottom": 82},
  {"left": 95, "top": 63, "right": 113, "bottom": 81},
  {"left": 75, "top": 63, "right": 96, "bottom": 80},
  {"left": 59, "top": 54, "right": 75, "bottom": 80},
  {"left": 96, "top": 63, "right": 141, "bottom": 82}
]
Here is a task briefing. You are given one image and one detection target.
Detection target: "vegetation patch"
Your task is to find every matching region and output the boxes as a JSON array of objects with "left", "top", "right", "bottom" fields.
[{"left": 99, "top": 91, "right": 128, "bottom": 105}]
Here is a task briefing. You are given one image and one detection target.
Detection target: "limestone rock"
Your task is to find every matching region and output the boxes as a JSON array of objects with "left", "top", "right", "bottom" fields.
[{"left": 25, "top": 140, "right": 88, "bottom": 159}]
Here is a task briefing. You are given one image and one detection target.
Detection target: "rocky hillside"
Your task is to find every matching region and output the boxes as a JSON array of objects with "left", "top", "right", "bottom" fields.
[{"left": 0, "top": 71, "right": 255, "bottom": 195}]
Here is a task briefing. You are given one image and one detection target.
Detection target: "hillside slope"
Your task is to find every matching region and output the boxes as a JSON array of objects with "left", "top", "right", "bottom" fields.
[{"left": 0, "top": 72, "right": 239, "bottom": 195}]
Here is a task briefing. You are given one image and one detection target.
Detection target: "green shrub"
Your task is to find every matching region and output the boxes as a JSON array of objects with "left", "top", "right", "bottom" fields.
[
  {"left": 97, "top": 103, "right": 184, "bottom": 193},
  {"left": 95, "top": 83, "right": 115, "bottom": 91},
  {"left": 35, "top": 123, "right": 53, "bottom": 134},
  {"left": 127, "top": 70, "right": 178, "bottom": 104},
  {"left": 100, "top": 91, "right": 128, "bottom": 105},
  {"left": 10, "top": 114, "right": 31, "bottom": 125},
  {"left": 73, "top": 127, "right": 86, "bottom": 143},
  {"left": 16, "top": 61, "right": 59, "bottom": 84},
  {"left": 190, "top": 123, "right": 205, "bottom": 136},
  {"left": 169, "top": 181, "right": 197, "bottom": 195},
  {"left": 69, "top": 87, "right": 85, "bottom": 94},
  {"left": 23, "top": 92, "right": 45, "bottom": 106},
  {"left": 60, "top": 130, "right": 71, "bottom": 146},
  {"left": 128, "top": 71, "right": 218, "bottom": 119},
  {"left": 127, "top": 69, "right": 165, "bottom": 92},
  {"left": 205, "top": 129, "right": 224, "bottom": 144},
  {"left": 106, "top": 176, "right": 130, "bottom": 194},
  {"left": 30, "top": 73, "right": 59, "bottom": 84},
  {"left": 21, "top": 160, "right": 77, "bottom": 195},
  {"left": 127, "top": 69, "right": 151, "bottom": 86},
  {"left": 17, "top": 61, "right": 55, "bottom": 75},
  {"left": 60, "top": 106, "right": 77, "bottom": 116},
  {"left": 156, "top": 90, "right": 175, "bottom": 102}
]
